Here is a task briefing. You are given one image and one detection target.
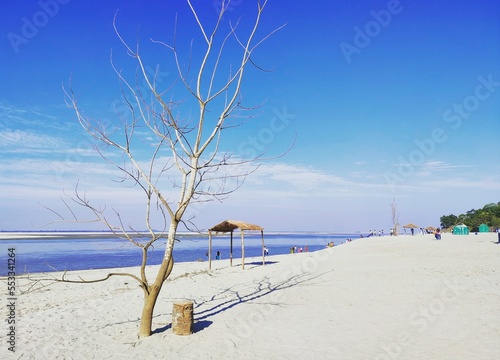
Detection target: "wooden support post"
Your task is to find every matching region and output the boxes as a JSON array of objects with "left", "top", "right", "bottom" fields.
[
  {"left": 261, "top": 230, "right": 265, "bottom": 266},
  {"left": 230, "top": 231, "right": 233, "bottom": 267},
  {"left": 172, "top": 301, "right": 193, "bottom": 335},
  {"left": 208, "top": 232, "right": 212, "bottom": 270},
  {"left": 241, "top": 230, "right": 245, "bottom": 269}
]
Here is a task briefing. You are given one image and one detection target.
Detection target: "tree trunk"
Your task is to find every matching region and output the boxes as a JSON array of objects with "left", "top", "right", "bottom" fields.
[{"left": 138, "top": 255, "right": 174, "bottom": 337}]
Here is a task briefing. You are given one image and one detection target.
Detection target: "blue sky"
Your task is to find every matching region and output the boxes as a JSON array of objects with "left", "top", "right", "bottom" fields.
[{"left": 1, "top": 0, "right": 499, "bottom": 232}]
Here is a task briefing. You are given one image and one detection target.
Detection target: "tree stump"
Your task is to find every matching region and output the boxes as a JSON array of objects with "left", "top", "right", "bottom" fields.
[{"left": 172, "top": 301, "right": 193, "bottom": 335}]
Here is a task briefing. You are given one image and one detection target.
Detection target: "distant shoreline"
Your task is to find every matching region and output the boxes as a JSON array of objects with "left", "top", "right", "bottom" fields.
[
  {"left": 0, "top": 231, "right": 163, "bottom": 240},
  {"left": 0, "top": 230, "right": 362, "bottom": 240},
  {"left": 0, "top": 232, "right": 210, "bottom": 240}
]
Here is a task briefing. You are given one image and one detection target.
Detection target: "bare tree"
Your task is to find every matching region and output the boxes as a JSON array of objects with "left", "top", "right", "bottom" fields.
[
  {"left": 56, "top": 0, "right": 284, "bottom": 338},
  {"left": 390, "top": 198, "right": 400, "bottom": 236}
]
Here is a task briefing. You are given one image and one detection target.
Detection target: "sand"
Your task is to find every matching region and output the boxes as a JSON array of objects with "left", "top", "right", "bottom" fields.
[{"left": 2, "top": 232, "right": 500, "bottom": 359}]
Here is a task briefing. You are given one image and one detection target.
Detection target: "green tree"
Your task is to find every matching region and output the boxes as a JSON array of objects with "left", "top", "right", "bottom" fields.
[
  {"left": 440, "top": 214, "right": 458, "bottom": 229},
  {"left": 440, "top": 201, "right": 500, "bottom": 231},
  {"left": 484, "top": 203, "right": 500, "bottom": 217}
]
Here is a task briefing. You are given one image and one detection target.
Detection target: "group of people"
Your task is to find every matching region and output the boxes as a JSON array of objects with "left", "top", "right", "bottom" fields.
[
  {"left": 207, "top": 247, "right": 271, "bottom": 260},
  {"left": 403, "top": 227, "right": 426, "bottom": 235},
  {"left": 368, "top": 229, "right": 385, "bottom": 237},
  {"left": 364, "top": 227, "right": 441, "bottom": 237},
  {"left": 290, "top": 246, "right": 308, "bottom": 253}
]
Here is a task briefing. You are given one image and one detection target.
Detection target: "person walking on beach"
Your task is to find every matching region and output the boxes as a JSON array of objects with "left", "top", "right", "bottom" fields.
[{"left": 216, "top": 250, "right": 221, "bottom": 260}]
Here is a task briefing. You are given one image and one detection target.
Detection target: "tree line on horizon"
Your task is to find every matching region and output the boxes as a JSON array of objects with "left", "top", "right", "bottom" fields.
[{"left": 440, "top": 201, "right": 500, "bottom": 231}]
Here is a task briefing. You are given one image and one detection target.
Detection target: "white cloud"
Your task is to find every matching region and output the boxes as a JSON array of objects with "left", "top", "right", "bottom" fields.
[
  {"left": 0, "top": 100, "right": 87, "bottom": 157},
  {"left": 1, "top": 142, "right": 498, "bottom": 231},
  {"left": 0, "top": 101, "right": 62, "bottom": 127},
  {"left": 415, "top": 160, "right": 473, "bottom": 177},
  {"left": 421, "top": 177, "right": 500, "bottom": 190},
  {"left": 349, "top": 171, "right": 368, "bottom": 178},
  {"left": 0, "top": 129, "right": 68, "bottom": 152}
]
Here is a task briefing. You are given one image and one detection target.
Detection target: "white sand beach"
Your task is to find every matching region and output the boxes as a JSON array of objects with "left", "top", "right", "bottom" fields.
[{"left": 3, "top": 233, "right": 500, "bottom": 359}]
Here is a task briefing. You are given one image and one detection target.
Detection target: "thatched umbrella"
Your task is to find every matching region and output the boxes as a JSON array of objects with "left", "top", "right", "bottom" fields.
[
  {"left": 208, "top": 220, "right": 264, "bottom": 270},
  {"left": 403, "top": 223, "right": 419, "bottom": 228},
  {"left": 403, "top": 223, "right": 419, "bottom": 235},
  {"left": 425, "top": 226, "right": 437, "bottom": 233}
]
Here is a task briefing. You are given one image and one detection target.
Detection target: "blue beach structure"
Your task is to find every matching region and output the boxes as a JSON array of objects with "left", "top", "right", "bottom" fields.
[
  {"left": 453, "top": 224, "right": 470, "bottom": 235},
  {"left": 478, "top": 223, "right": 489, "bottom": 233}
]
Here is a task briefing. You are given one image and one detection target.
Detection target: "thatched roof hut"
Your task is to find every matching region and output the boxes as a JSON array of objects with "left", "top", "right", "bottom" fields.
[
  {"left": 208, "top": 220, "right": 265, "bottom": 270},
  {"left": 403, "top": 223, "right": 419, "bottom": 229},
  {"left": 209, "top": 220, "right": 263, "bottom": 233}
]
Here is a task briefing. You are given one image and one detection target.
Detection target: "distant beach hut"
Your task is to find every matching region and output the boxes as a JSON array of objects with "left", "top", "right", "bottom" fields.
[
  {"left": 479, "top": 223, "right": 489, "bottom": 233},
  {"left": 425, "top": 226, "right": 437, "bottom": 234},
  {"left": 453, "top": 224, "right": 470, "bottom": 235},
  {"left": 403, "top": 223, "right": 419, "bottom": 235},
  {"left": 208, "top": 220, "right": 265, "bottom": 270}
]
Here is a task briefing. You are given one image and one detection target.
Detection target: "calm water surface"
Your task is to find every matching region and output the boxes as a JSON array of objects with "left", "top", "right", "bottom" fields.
[{"left": 0, "top": 232, "right": 360, "bottom": 275}]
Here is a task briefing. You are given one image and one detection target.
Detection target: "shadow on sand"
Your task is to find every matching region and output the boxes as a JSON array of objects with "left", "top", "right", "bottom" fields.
[
  {"left": 153, "top": 255, "right": 332, "bottom": 335},
  {"left": 152, "top": 320, "right": 213, "bottom": 334},
  {"left": 193, "top": 270, "right": 333, "bottom": 322}
]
